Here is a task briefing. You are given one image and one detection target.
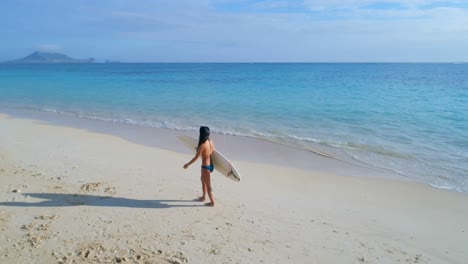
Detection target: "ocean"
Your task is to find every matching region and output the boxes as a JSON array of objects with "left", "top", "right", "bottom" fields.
[{"left": 1, "top": 63, "right": 467, "bottom": 192}]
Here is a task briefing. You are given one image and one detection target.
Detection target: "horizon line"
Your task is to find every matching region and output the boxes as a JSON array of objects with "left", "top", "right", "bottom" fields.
[{"left": 2, "top": 61, "right": 468, "bottom": 64}]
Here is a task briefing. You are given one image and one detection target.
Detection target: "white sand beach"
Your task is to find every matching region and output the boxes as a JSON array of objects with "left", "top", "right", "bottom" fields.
[{"left": 1, "top": 113, "right": 467, "bottom": 264}]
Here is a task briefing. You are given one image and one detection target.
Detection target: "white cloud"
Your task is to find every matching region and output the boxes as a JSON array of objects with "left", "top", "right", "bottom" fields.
[
  {"left": 37, "top": 44, "right": 63, "bottom": 52},
  {"left": 253, "top": 0, "right": 297, "bottom": 9},
  {"left": 9, "top": 0, "right": 467, "bottom": 61},
  {"left": 302, "top": 0, "right": 468, "bottom": 11},
  {"left": 303, "top": 0, "right": 372, "bottom": 11}
]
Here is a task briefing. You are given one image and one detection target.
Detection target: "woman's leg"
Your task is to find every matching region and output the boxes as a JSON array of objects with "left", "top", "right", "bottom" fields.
[
  {"left": 200, "top": 171, "right": 207, "bottom": 201},
  {"left": 205, "top": 172, "right": 215, "bottom": 207}
]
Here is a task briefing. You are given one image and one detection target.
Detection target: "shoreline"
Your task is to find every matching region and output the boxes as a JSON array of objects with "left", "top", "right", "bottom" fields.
[
  {"left": 0, "top": 107, "right": 413, "bottom": 183},
  {"left": 1, "top": 112, "right": 467, "bottom": 263}
]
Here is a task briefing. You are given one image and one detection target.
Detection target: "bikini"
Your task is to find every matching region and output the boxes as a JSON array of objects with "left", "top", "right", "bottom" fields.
[
  {"left": 201, "top": 140, "right": 214, "bottom": 172},
  {"left": 201, "top": 164, "right": 214, "bottom": 173}
]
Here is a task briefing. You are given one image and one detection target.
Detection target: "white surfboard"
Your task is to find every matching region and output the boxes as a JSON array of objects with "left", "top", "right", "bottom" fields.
[{"left": 178, "top": 135, "right": 241, "bottom": 182}]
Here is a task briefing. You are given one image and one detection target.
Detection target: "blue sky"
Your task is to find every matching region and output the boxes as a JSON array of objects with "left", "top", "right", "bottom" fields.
[{"left": 1, "top": 0, "right": 468, "bottom": 62}]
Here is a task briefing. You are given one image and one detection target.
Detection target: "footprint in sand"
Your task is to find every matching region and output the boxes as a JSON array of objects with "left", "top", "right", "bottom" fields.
[
  {"left": 56, "top": 242, "right": 173, "bottom": 264},
  {"left": 80, "top": 182, "right": 117, "bottom": 194},
  {"left": 34, "top": 215, "right": 58, "bottom": 220},
  {"left": 164, "top": 251, "right": 189, "bottom": 264},
  {"left": 19, "top": 215, "right": 59, "bottom": 248},
  {"left": 80, "top": 182, "right": 103, "bottom": 192}
]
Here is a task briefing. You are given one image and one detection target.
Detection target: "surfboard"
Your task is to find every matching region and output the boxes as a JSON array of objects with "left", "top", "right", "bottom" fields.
[{"left": 178, "top": 135, "right": 241, "bottom": 182}]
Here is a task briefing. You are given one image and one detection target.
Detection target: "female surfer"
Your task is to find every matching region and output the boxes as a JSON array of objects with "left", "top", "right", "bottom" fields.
[{"left": 183, "top": 126, "right": 215, "bottom": 207}]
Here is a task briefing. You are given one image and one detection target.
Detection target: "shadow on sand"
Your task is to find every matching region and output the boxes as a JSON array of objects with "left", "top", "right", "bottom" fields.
[{"left": 1, "top": 193, "right": 205, "bottom": 209}]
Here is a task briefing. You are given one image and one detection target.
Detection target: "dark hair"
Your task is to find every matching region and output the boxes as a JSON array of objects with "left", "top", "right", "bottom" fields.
[{"left": 198, "top": 126, "right": 210, "bottom": 147}]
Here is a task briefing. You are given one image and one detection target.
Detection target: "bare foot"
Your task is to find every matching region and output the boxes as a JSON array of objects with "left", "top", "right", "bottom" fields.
[
  {"left": 199, "top": 196, "right": 206, "bottom": 202},
  {"left": 205, "top": 202, "right": 215, "bottom": 207}
]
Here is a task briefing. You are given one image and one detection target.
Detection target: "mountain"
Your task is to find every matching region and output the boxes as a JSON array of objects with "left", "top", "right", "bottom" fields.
[{"left": 7, "top": 51, "right": 95, "bottom": 63}]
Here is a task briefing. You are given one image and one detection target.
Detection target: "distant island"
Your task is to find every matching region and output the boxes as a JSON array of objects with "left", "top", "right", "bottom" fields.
[{"left": 6, "top": 51, "right": 95, "bottom": 63}]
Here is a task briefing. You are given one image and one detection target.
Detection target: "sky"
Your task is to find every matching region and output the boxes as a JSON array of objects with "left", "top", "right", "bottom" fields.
[{"left": 1, "top": 0, "right": 468, "bottom": 62}]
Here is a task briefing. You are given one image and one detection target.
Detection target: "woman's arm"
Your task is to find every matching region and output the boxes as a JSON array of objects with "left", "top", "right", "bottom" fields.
[{"left": 183, "top": 146, "right": 202, "bottom": 169}]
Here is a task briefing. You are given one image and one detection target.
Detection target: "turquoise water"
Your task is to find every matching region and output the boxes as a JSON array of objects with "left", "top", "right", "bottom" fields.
[{"left": 1, "top": 63, "right": 467, "bottom": 192}]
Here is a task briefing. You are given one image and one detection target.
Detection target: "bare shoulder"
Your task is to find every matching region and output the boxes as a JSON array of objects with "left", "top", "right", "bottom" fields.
[
  {"left": 200, "top": 140, "right": 214, "bottom": 152},
  {"left": 201, "top": 140, "right": 211, "bottom": 151}
]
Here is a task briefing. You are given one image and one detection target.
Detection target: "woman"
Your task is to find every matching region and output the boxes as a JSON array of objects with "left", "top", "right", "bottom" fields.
[{"left": 183, "top": 126, "right": 215, "bottom": 207}]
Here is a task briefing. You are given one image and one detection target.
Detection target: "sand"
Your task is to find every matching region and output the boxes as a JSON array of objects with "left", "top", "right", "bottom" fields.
[{"left": 0, "top": 113, "right": 467, "bottom": 263}]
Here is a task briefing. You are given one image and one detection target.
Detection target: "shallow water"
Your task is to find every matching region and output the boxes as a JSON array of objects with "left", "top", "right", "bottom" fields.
[{"left": 1, "top": 63, "right": 467, "bottom": 192}]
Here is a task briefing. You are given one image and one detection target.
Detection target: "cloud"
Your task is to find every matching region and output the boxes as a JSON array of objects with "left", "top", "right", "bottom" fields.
[
  {"left": 37, "top": 44, "right": 63, "bottom": 52},
  {"left": 2, "top": 0, "right": 467, "bottom": 62},
  {"left": 302, "top": 0, "right": 468, "bottom": 11},
  {"left": 90, "top": 1, "right": 468, "bottom": 61},
  {"left": 253, "top": 0, "right": 298, "bottom": 9}
]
